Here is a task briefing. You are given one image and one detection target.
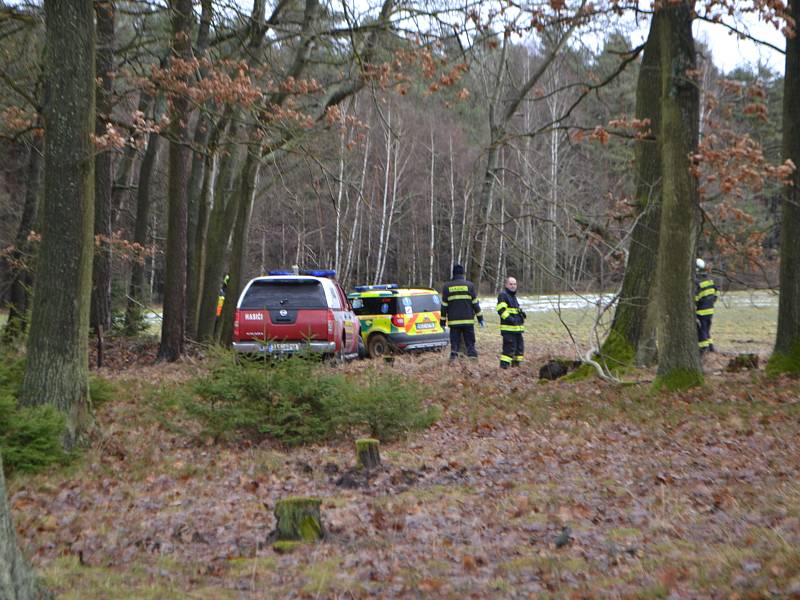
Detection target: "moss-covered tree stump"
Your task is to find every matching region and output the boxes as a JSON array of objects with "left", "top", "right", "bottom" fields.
[
  {"left": 273, "top": 497, "right": 324, "bottom": 542},
  {"left": 356, "top": 438, "right": 381, "bottom": 470},
  {"left": 725, "top": 353, "right": 759, "bottom": 372}
]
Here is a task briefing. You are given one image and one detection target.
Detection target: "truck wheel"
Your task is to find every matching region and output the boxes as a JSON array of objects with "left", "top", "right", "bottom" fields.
[{"left": 367, "top": 334, "right": 389, "bottom": 358}]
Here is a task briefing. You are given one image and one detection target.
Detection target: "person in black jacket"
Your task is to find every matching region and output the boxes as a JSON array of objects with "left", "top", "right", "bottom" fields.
[
  {"left": 440, "top": 264, "right": 483, "bottom": 359},
  {"left": 496, "top": 276, "right": 525, "bottom": 368}
]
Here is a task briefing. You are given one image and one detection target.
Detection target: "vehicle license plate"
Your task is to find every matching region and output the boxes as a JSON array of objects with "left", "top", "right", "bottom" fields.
[
  {"left": 268, "top": 343, "right": 301, "bottom": 352},
  {"left": 416, "top": 321, "right": 435, "bottom": 330}
]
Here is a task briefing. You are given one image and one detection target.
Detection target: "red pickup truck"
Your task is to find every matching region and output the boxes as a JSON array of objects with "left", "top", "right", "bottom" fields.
[{"left": 232, "top": 271, "right": 361, "bottom": 360}]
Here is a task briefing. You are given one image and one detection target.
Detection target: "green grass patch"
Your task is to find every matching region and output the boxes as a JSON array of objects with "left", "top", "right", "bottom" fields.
[
  {"left": 652, "top": 368, "right": 704, "bottom": 392},
  {"left": 89, "top": 374, "right": 119, "bottom": 409},
  {"left": 226, "top": 556, "right": 278, "bottom": 577},
  {"left": 301, "top": 557, "right": 361, "bottom": 596},
  {"left": 184, "top": 351, "right": 440, "bottom": 446},
  {"left": 42, "top": 555, "right": 230, "bottom": 600},
  {"left": 766, "top": 343, "right": 800, "bottom": 377}
]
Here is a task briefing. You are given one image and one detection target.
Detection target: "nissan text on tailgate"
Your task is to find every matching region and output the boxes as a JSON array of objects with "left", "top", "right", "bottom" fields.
[{"left": 232, "top": 272, "right": 360, "bottom": 359}]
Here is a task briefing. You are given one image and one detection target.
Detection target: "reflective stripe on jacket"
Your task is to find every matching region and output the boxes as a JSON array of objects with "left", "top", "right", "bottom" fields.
[
  {"left": 497, "top": 289, "right": 524, "bottom": 333},
  {"left": 694, "top": 277, "right": 717, "bottom": 316},
  {"left": 441, "top": 275, "right": 481, "bottom": 325}
]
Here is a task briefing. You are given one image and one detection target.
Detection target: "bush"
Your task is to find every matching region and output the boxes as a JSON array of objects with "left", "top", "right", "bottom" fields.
[
  {"left": 0, "top": 352, "right": 70, "bottom": 475},
  {"left": 0, "top": 394, "right": 69, "bottom": 475},
  {"left": 329, "top": 372, "right": 439, "bottom": 441},
  {"left": 0, "top": 352, "right": 25, "bottom": 397},
  {"left": 89, "top": 375, "right": 118, "bottom": 409},
  {"left": 186, "top": 353, "right": 439, "bottom": 446}
]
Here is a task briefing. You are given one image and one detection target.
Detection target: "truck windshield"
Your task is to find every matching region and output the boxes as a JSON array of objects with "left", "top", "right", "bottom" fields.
[{"left": 241, "top": 280, "right": 327, "bottom": 309}]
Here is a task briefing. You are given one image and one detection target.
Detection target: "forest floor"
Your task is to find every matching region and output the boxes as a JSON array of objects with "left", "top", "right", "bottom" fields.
[{"left": 7, "top": 295, "right": 800, "bottom": 599}]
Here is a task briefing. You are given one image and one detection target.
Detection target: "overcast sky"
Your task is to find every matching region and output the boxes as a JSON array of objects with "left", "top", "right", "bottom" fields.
[{"left": 689, "top": 19, "right": 784, "bottom": 75}]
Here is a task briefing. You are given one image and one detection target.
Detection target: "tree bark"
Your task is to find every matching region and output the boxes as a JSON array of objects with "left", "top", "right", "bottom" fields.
[
  {"left": 653, "top": 2, "right": 703, "bottom": 389},
  {"left": 218, "top": 148, "right": 261, "bottom": 345},
  {"left": 124, "top": 124, "right": 163, "bottom": 332},
  {"left": 355, "top": 438, "right": 381, "bottom": 470},
  {"left": 187, "top": 112, "right": 230, "bottom": 338},
  {"left": 185, "top": 0, "right": 215, "bottom": 340},
  {"left": 20, "top": 0, "right": 95, "bottom": 448},
  {"left": 770, "top": 0, "right": 800, "bottom": 374},
  {"left": 111, "top": 90, "right": 154, "bottom": 227},
  {"left": 0, "top": 455, "right": 51, "bottom": 600},
  {"left": 2, "top": 138, "right": 42, "bottom": 344},
  {"left": 600, "top": 14, "right": 662, "bottom": 369},
  {"left": 157, "top": 0, "right": 194, "bottom": 362},
  {"left": 272, "top": 497, "right": 324, "bottom": 542},
  {"left": 195, "top": 121, "right": 243, "bottom": 342},
  {"left": 197, "top": 0, "right": 267, "bottom": 343},
  {"left": 90, "top": 0, "right": 115, "bottom": 336}
]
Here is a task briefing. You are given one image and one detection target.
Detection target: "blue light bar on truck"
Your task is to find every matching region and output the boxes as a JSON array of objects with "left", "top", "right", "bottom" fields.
[
  {"left": 353, "top": 284, "right": 398, "bottom": 292},
  {"left": 301, "top": 269, "right": 336, "bottom": 278},
  {"left": 268, "top": 270, "right": 294, "bottom": 275}
]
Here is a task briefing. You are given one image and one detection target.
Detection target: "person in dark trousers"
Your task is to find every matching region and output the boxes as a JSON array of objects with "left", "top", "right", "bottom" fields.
[
  {"left": 496, "top": 276, "right": 525, "bottom": 368},
  {"left": 694, "top": 258, "right": 717, "bottom": 353},
  {"left": 440, "top": 264, "right": 483, "bottom": 359}
]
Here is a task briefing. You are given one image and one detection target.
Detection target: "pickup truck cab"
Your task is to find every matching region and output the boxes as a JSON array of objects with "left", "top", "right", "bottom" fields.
[{"left": 232, "top": 270, "right": 360, "bottom": 360}]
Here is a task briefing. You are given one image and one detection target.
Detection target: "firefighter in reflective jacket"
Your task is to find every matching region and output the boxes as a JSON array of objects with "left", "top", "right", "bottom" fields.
[
  {"left": 694, "top": 258, "right": 717, "bottom": 353},
  {"left": 216, "top": 274, "right": 230, "bottom": 317},
  {"left": 440, "top": 264, "right": 483, "bottom": 359},
  {"left": 497, "top": 276, "right": 525, "bottom": 368}
]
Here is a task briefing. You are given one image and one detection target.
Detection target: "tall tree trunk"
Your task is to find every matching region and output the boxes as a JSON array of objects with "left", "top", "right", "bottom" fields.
[
  {"left": 428, "top": 128, "right": 435, "bottom": 288},
  {"left": 469, "top": 134, "right": 501, "bottom": 289},
  {"left": 185, "top": 0, "right": 215, "bottom": 340},
  {"left": 195, "top": 122, "right": 243, "bottom": 342},
  {"left": 770, "top": 0, "right": 800, "bottom": 374},
  {"left": 111, "top": 91, "right": 152, "bottom": 227},
  {"left": 448, "top": 134, "right": 456, "bottom": 272},
  {"left": 124, "top": 124, "right": 163, "bottom": 332},
  {"left": 158, "top": 0, "right": 194, "bottom": 361},
  {"left": 467, "top": 14, "right": 582, "bottom": 289},
  {"left": 20, "top": 0, "right": 95, "bottom": 448},
  {"left": 374, "top": 105, "right": 393, "bottom": 284},
  {"left": 197, "top": 0, "right": 267, "bottom": 342},
  {"left": 218, "top": 149, "right": 261, "bottom": 345},
  {"left": 599, "top": 14, "right": 662, "bottom": 369},
  {"left": 187, "top": 111, "right": 229, "bottom": 338},
  {"left": 2, "top": 138, "right": 42, "bottom": 344},
  {"left": 90, "top": 0, "right": 115, "bottom": 336},
  {"left": 0, "top": 455, "right": 50, "bottom": 600},
  {"left": 342, "top": 135, "right": 370, "bottom": 285},
  {"left": 653, "top": 2, "right": 703, "bottom": 389}
]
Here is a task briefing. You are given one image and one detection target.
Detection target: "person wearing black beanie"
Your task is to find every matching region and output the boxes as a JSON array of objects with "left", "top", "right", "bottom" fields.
[{"left": 440, "top": 264, "right": 483, "bottom": 359}]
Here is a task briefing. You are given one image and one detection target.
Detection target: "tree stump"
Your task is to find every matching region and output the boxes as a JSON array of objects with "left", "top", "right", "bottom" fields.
[
  {"left": 356, "top": 438, "right": 381, "bottom": 470},
  {"left": 725, "top": 353, "right": 759, "bottom": 372},
  {"left": 538, "top": 358, "right": 582, "bottom": 380},
  {"left": 273, "top": 497, "right": 324, "bottom": 542}
]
